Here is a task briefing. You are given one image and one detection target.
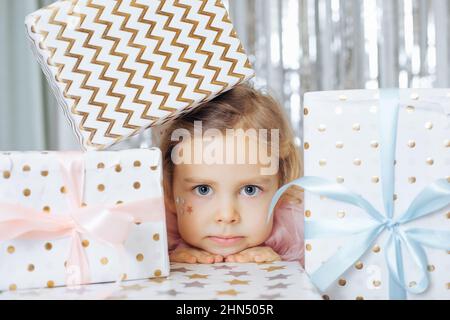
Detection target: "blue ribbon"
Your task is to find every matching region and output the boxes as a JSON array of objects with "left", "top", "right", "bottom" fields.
[{"left": 268, "top": 89, "right": 450, "bottom": 299}]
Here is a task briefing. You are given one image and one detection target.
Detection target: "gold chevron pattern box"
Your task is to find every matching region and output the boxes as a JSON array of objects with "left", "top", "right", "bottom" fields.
[
  {"left": 0, "top": 148, "right": 169, "bottom": 291},
  {"left": 25, "top": 0, "right": 254, "bottom": 150}
]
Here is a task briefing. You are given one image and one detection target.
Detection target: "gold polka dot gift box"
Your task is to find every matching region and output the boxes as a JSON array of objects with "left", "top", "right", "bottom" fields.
[
  {"left": 271, "top": 89, "right": 450, "bottom": 300},
  {"left": 0, "top": 148, "right": 169, "bottom": 291},
  {"left": 25, "top": 0, "right": 254, "bottom": 151}
]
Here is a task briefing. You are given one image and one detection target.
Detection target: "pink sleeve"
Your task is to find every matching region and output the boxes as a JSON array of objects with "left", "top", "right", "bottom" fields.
[{"left": 264, "top": 201, "right": 305, "bottom": 266}]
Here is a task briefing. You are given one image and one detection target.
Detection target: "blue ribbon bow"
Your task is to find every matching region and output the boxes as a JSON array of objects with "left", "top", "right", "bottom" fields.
[{"left": 268, "top": 89, "right": 450, "bottom": 299}]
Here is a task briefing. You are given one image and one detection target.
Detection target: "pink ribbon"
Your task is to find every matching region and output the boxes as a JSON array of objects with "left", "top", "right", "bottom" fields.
[{"left": 0, "top": 152, "right": 165, "bottom": 286}]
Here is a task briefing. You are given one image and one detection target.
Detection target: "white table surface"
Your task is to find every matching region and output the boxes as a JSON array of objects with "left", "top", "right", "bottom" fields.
[{"left": 0, "top": 261, "right": 322, "bottom": 300}]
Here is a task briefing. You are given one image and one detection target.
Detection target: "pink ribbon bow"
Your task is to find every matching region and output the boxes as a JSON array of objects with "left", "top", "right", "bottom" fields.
[{"left": 0, "top": 152, "right": 165, "bottom": 286}]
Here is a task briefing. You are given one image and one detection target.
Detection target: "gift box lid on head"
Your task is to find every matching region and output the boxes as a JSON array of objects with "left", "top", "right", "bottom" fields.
[{"left": 25, "top": 0, "right": 255, "bottom": 151}]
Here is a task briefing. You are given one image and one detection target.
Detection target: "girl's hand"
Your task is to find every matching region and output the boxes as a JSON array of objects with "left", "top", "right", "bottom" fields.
[
  {"left": 169, "top": 247, "right": 224, "bottom": 264},
  {"left": 225, "top": 246, "right": 281, "bottom": 263}
]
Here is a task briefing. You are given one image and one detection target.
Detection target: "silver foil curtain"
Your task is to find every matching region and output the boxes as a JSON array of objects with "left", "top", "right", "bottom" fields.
[{"left": 224, "top": 0, "right": 450, "bottom": 146}]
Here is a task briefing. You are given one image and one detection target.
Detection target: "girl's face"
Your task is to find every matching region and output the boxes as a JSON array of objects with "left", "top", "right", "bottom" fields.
[{"left": 170, "top": 135, "right": 279, "bottom": 257}]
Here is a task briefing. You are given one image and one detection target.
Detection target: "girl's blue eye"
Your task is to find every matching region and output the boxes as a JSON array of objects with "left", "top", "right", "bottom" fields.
[
  {"left": 194, "top": 185, "right": 212, "bottom": 196},
  {"left": 240, "top": 185, "right": 262, "bottom": 197}
]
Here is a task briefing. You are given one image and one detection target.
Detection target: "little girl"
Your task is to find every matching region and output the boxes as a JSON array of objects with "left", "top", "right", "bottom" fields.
[{"left": 158, "top": 83, "right": 304, "bottom": 265}]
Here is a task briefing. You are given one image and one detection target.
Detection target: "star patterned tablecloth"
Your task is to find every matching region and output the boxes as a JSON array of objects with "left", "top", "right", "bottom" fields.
[{"left": 0, "top": 262, "right": 322, "bottom": 300}]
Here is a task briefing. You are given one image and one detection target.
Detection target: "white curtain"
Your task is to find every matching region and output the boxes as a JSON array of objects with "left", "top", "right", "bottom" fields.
[{"left": 1, "top": 0, "right": 449, "bottom": 151}]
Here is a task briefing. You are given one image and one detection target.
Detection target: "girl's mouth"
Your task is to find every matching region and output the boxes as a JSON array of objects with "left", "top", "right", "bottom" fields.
[{"left": 207, "top": 236, "right": 244, "bottom": 246}]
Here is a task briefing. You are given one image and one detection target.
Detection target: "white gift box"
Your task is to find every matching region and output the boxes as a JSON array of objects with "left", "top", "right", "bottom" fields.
[
  {"left": 25, "top": 0, "right": 254, "bottom": 150},
  {"left": 300, "top": 89, "right": 450, "bottom": 300},
  {"left": 0, "top": 148, "right": 169, "bottom": 291}
]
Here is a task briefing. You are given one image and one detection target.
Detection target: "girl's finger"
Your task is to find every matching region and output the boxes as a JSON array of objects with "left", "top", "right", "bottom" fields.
[
  {"left": 225, "top": 255, "right": 236, "bottom": 262},
  {"left": 198, "top": 254, "right": 214, "bottom": 264},
  {"left": 176, "top": 251, "right": 197, "bottom": 263},
  {"left": 235, "top": 253, "right": 252, "bottom": 263},
  {"left": 193, "top": 250, "right": 214, "bottom": 264}
]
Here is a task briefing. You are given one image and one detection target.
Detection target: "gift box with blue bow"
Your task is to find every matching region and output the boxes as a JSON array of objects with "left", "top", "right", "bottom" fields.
[{"left": 269, "top": 89, "right": 450, "bottom": 300}]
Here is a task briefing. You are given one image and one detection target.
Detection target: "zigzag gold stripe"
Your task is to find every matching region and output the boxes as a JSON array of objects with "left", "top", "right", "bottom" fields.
[
  {"left": 85, "top": 0, "right": 142, "bottom": 140},
  {"left": 218, "top": 0, "right": 254, "bottom": 77},
  {"left": 41, "top": 2, "right": 107, "bottom": 148},
  {"left": 111, "top": 0, "right": 157, "bottom": 124},
  {"left": 30, "top": 0, "right": 254, "bottom": 148},
  {"left": 30, "top": 12, "right": 85, "bottom": 146},
  {"left": 129, "top": 0, "right": 170, "bottom": 121},
  {"left": 165, "top": 0, "right": 229, "bottom": 96},
  {"left": 155, "top": 1, "right": 197, "bottom": 108},
  {"left": 194, "top": 0, "right": 229, "bottom": 92},
  {"left": 35, "top": 0, "right": 118, "bottom": 148},
  {"left": 51, "top": 0, "right": 122, "bottom": 145},
  {"left": 201, "top": 0, "right": 247, "bottom": 89},
  {"left": 163, "top": 0, "right": 213, "bottom": 102},
  {"left": 116, "top": 0, "right": 183, "bottom": 125},
  {"left": 129, "top": 0, "right": 174, "bottom": 119},
  {"left": 131, "top": 0, "right": 204, "bottom": 116},
  {"left": 172, "top": 0, "right": 216, "bottom": 104}
]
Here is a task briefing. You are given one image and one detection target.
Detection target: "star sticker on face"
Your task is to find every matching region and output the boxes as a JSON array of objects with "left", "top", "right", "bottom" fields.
[
  {"left": 186, "top": 206, "right": 193, "bottom": 215},
  {"left": 175, "top": 197, "right": 185, "bottom": 205}
]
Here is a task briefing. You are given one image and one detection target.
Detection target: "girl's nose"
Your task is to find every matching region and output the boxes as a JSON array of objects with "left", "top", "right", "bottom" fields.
[{"left": 215, "top": 201, "right": 240, "bottom": 224}]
